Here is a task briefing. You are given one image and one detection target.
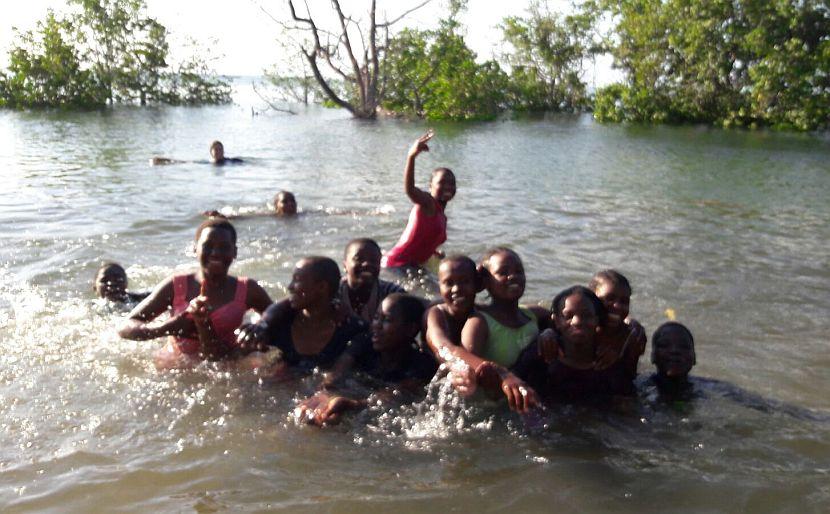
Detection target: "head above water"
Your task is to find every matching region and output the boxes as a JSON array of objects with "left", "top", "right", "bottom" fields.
[
  {"left": 95, "top": 262, "right": 128, "bottom": 301},
  {"left": 274, "top": 190, "right": 297, "bottom": 216},
  {"left": 589, "top": 269, "right": 632, "bottom": 328},
  {"left": 343, "top": 238, "right": 382, "bottom": 289},
  {"left": 209, "top": 140, "right": 224, "bottom": 162},
  {"left": 194, "top": 218, "right": 238, "bottom": 278},
  {"left": 429, "top": 167, "right": 456, "bottom": 206},
  {"left": 478, "top": 247, "right": 525, "bottom": 299},
  {"left": 551, "top": 285, "right": 606, "bottom": 350},
  {"left": 371, "top": 293, "right": 425, "bottom": 352},
  {"left": 651, "top": 322, "right": 696, "bottom": 379},
  {"left": 437, "top": 254, "right": 478, "bottom": 314}
]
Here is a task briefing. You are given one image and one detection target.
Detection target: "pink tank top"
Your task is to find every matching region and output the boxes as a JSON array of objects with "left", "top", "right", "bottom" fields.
[
  {"left": 382, "top": 199, "right": 446, "bottom": 268},
  {"left": 170, "top": 274, "right": 250, "bottom": 355}
]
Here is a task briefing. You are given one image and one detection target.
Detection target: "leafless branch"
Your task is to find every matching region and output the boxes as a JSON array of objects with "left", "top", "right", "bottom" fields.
[{"left": 377, "top": 0, "right": 435, "bottom": 28}]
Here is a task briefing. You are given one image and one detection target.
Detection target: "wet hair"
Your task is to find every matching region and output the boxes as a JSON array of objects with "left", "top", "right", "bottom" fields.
[
  {"left": 479, "top": 246, "right": 522, "bottom": 271},
  {"left": 303, "top": 256, "right": 341, "bottom": 299},
  {"left": 385, "top": 293, "right": 426, "bottom": 325},
  {"left": 274, "top": 190, "right": 295, "bottom": 203},
  {"left": 551, "top": 285, "right": 607, "bottom": 325},
  {"left": 431, "top": 167, "right": 455, "bottom": 179},
  {"left": 652, "top": 322, "right": 694, "bottom": 347},
  {"left": 440, "top": 254, "right": 477, "bottom": 277},
  {"left": 344, "top": 237, "right": 381, "bottom": 259},
  {"left": 589, "top": 269, "right": 632, "bottom": 296},
  {"left": 195, "top": 217, "right": 237, "bottom": 245},
  {"left": 94, "top": 261, "right": 126, "bottom": 291},
  {"left": 210, "top": 140, "right": 223, "bottom": 152},
  {"left": 97, "top": 261, "right": 125, "bottom": 276}
]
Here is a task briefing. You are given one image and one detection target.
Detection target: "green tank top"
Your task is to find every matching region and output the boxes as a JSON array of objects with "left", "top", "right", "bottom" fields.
[{"left": 480, "top": 308, "right": 539, "bottom": 367}]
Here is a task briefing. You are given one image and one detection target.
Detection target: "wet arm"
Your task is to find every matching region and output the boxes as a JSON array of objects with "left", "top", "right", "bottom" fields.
[{"left": 118, "top": 277, "right": 186, "bottom": 340}]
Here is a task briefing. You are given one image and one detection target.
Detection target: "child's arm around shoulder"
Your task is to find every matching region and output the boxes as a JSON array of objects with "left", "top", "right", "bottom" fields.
[{"left": 403, "top": 131, "right": 437, "bottom": 216}]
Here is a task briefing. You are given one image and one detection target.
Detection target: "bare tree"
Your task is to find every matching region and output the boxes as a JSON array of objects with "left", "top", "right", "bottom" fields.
[{"left": 264, "top": 0, "right": 434, "bottom": 119}]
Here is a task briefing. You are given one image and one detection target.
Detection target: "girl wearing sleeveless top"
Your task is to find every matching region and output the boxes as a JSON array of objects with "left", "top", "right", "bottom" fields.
[
  {"left": 118, "top": 218, "right": 272, "bottom": 369},
  {"left": 382, "top": 131, "right": 456, "bottom": 269}
]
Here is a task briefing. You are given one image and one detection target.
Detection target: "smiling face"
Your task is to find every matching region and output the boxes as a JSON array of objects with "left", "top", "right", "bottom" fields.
[
  {"left": 554, "top": 293, "right": 599, "bottom": 348},
  {"left": 438, "top": 259, "right": 476, "bottom": 315},
  {"left": 652, "top": 326, "right": 696, "bottom": 379},
  {"left": 196, "top": 227, "right": 236, "bottom": 278},
  {"left": 429, "top": 169, "right": 456, "bottom": 205},
  {"left": 593, "top": 278, "right": 630, "bottom": 329},
  {"left": 483, "top": 251, "right": 525, "bottom": 302},
  {"left": 344, "top": 242, "right": 381, "bottom": 290},
  {"left": 95, "top": 264, "right": 128, "bottom": 301}
]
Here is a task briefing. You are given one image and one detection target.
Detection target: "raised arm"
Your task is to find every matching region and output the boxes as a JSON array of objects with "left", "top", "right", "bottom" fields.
[
  {"left": 404, "top": 131, "right": 437, "bottom": 214},
  {"left": 118, "top": 276, "right": 194, "bottom": 340}
]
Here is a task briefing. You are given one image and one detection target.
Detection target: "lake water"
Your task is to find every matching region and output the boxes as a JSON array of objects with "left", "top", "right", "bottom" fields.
[{"left": 1, "top": 91, "right": 829, "bottom": 512}]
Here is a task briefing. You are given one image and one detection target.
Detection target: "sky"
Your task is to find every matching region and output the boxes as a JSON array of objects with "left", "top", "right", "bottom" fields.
[{"left": 1, "top": 0, "right": 619, "bottom": 84}]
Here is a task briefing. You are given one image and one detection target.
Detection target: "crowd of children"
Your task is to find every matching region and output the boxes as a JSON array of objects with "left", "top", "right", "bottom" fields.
[{"left": 101, "top": 132, "right": 707, "bottom": 426}]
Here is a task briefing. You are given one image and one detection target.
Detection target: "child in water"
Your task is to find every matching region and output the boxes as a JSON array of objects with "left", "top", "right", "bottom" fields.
[
  {"left": 149, "top": 140, "right": 243, "bottom": 166},
  {"left": 296, "top": 293, "right": 437, "bottom": 426},
  {"left": 382, "top": 131, "right": 456, "bottom": 270},
  {"left": 338, "top": 238, "right": 404, "bottom": 323},
  {"left": 118, "top": 218, "right": 273, "bottom": 369},
  {"left": 589, "top": 270, "right": 646, "bottom": 373},
  {"left": 466, "top": 247, "right": 550, "bottom": 368},
  {"left": 425, "top": 255, "right": 538, "bottom": 413},
  {"left": 647, "top": 321, "right": 697, "bottom": 398},
  {"left": 203, "top": 191, "right": 298, "bottom": 219},
  {"left": 514, "top": 286, "right": 637, "bottom": 403},
  {"left": 235, "top": 256, "right": 370, "bottom": 374},
  {"left": 94, "top": 262, "right": 149, "bottom": 304}
]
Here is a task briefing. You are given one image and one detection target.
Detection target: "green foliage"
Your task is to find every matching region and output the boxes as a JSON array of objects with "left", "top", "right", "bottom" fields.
[
  {"left": 501, "top": 2, "right": 598, "bottom": 112},
  {"left": 1, "top": 0, "right": 231, "bottom": 108},
  {"left": 381, "top": 21, "right": 508, "bottom": 121},
  {"left": 593, "top": 0, "right": 830, "bottom": 130}
]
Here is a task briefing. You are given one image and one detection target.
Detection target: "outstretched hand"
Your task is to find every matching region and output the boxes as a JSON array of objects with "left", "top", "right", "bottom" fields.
[
  {"left": 235, "top": 322, "right": 269, "bottom": 352},
  {"left": 407, "top": 130, "right": 434, "bottom": 159}
]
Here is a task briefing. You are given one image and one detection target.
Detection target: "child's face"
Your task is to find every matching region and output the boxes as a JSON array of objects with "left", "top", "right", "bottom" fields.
[
  {"left": 275, "top": 193, "right": 297, "bottom": 216},
  {"left": 652, "top": 328, "right": 696, "bottom": 378},
  {"left": 210, "top": 143, "right": 225, "bottom": 161},
  {"left": 371, "top": 298, "right": 410, "bottom": 352},
  {"left": 429, "top": 170, "right": 456, "bottom": 204},
  {"left": 554, "top": 293, "right": 599, "bottom": 347},
  {"left": 287, "top": 260, "right": 322, "bottom": 309},
  {"left": 484, "top": 252, "right": 525, "bottom": 302},
  {"left": 95, "top": 266, "right": 127, "bottom": 301},
  {"left": 438, "top": 260, "right": 476, "bottom": 314},
  {"left": 344, "top": 243, "right": 381, "bottom": 289},
  {"left": 196, "top": 227, "right": 236, "bottom": 277},
  {"left": 593, "top": 278, "right": 630, "bottom": 328}
]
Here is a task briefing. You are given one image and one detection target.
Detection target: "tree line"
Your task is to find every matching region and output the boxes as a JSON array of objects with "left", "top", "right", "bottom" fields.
[
  {"left": 272, "top": 0, "right": 828, "bottom": 130},
  {"left": 3, "top": 0, "right": 827, "bottom": 131},
  {"left": 0, "top": 0, "right": 231, "bottom": 109}
]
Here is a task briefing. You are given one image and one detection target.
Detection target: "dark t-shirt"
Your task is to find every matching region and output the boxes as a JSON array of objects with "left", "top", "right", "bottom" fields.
[
  {"left": 347, "top": 341, "right": 438, "bottom": 385},
  {"left": 513, "top": 342, "right": 636, "bottom": 402},
  {"left": 265, "top": 311, "right": 370, "bottom": 371}
]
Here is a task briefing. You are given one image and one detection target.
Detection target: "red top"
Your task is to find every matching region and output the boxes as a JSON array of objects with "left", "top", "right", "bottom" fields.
[
  {"left": 383, "top": 199, "right": 447, "bottom": 268},
  {"left": 170, "top": 274, "right": 249, "bottom": 355}
]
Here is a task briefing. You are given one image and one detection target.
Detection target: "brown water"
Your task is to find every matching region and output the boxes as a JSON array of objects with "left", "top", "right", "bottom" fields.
[{"left": 1, "top": 100, "right": 829, "bottom": 512}]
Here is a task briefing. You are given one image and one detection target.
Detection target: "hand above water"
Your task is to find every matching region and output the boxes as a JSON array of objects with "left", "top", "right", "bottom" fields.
[
  {"left": 407, "top": 130, "right": 434, "bottom": 159},
  {"left": 235, "top": 322, "right": 270, "bottom": 352}
]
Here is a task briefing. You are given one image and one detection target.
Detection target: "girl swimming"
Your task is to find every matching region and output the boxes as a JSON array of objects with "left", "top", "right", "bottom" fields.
[
  {"left": 589, "top": 270, "right": 646, "bottom": 373},
  {"left": 339, "top": 238, "right": 405, "bottom": 323},
  {"left": 94, "top": 262, "right": 149, "bottom": 304},
  {"left": 117, "top": 218, "right": 272, "bottom": 369}
]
